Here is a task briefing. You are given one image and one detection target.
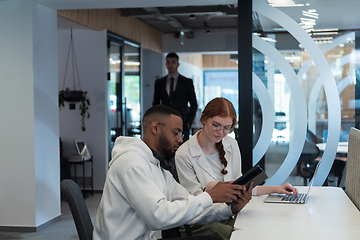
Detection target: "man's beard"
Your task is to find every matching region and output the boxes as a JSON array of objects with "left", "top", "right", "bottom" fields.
[{"left": 159, "top": 133, "right": 175, "bottom": 159}]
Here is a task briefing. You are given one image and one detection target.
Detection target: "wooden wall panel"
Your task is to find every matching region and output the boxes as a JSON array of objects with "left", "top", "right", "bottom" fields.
[
  {"left": 179, "top": 54, "right": 203, "bottom": 68},
  {"left": 202, "top": 55, "right": 238, "bottom": 68},
  {"left": 57, "top": 9, "right": 162, "bottom": 53}
]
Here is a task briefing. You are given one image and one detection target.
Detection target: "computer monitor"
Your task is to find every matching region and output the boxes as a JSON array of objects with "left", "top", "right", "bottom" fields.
[{"left": 74, "top": 139, "right": 91, "bottom": 160}]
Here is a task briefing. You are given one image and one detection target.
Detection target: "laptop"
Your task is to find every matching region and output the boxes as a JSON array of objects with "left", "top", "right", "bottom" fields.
[
  {"left": 74, "top": 139, "right": 91, "bottom": 160},
  {"left": 264, "top": 161, "right": 320, "bottom": 204}
]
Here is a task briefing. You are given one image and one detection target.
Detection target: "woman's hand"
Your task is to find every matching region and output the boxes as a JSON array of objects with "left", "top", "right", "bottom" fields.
[{"left": 274, "top": 183, "right": 298, "bottom": 196}]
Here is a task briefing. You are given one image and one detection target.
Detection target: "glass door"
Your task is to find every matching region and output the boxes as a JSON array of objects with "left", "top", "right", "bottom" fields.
[
  {"left": 123, "top": 41, "right": 141, "bottom": 138},
  {"left": 108, "top": 38, "right": 123, "bottom": 156},
  {"left": 107, "top": 33, "right": 141, "bottom": 160}
]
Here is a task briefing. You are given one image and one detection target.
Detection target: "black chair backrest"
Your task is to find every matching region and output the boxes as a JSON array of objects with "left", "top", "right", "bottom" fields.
[
  {"left": 60, "top": 179, "right": 93, "bottom": 240},
  {"left": 306, "top": 129, "right": 323, "bottom": 144}
]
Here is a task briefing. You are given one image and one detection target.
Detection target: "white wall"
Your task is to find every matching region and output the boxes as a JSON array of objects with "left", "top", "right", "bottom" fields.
[
  {"left": 141, "top": 49, "right": 163, "bottom": 115},
  {"left": 177, "top": 61, "right": 204, "bottom": 111},
  {"left": 58, "top": 21, "right": 108, "bottom": 190},
  {"left": 0, "top": 0, "right": 60, "bottom": 227},
  {"left": 33, "top": 2, "right": 61, "bottom": 226}
]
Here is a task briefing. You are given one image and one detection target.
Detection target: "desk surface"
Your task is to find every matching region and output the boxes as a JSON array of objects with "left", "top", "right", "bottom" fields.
[
  {"left": 232, "top": 187, "right": 360, "bottom": 240},
  {"left": 316, "top": 142, "right": 348, "bottom": 154}
]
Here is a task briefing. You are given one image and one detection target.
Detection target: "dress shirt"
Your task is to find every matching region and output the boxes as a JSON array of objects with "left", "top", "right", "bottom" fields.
[{"left": 166, "top": 73, "right": 179, "bottom": 96}]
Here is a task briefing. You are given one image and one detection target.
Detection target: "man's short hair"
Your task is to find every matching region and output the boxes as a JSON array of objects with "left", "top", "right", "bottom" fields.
[
  {"left": 143, "top": 105, "right": 181, "bottom": 125},
  {"left": 166, "top": 52, "right": 179, "bottom": 61}
]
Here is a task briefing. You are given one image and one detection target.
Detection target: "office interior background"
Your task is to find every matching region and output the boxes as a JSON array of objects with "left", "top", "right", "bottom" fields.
[{"left": 1, "top": 0, "right": 360, "bottom": 232}]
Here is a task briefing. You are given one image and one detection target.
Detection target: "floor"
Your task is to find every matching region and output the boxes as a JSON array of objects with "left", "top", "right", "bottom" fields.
[
  {"left": 0, "top": 140, "right": 339, "bottom": 239},
  {"left": 0, "top": 193, "right": 101, "bottom": 240}
]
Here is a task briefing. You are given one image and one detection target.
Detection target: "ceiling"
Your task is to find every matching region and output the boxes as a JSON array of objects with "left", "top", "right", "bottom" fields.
[
  {"left": 120, "top": 5, "right": 239, "bottom": 34},
  {"left": 117, "top": 0, "right": 360, "bottom": 36},
  {"left": 44, "top": 0, "right": 360, "bottom": 49}
]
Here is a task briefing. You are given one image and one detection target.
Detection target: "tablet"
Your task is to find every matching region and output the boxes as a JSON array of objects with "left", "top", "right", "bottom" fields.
[
  {"left": 227, "top": 165, "right": 268, "bottom": 205},
  {"left": 233, "top": 165, "right": 268, "bottom": 190}
]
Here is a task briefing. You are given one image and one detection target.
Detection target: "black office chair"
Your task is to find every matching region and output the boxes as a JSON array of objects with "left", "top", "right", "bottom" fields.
[
  {"left": 300, "top": 130, "right": 346, "bottom": 186},
  {"left": 297, "top": 139, "right": 320, "bottom": 185},
  {"left": 297, "top": 130, "right": 323, "bottom": 185},
  {"left": 302, "top": 158, "right": 346, "bottom": 187},
  {"left": 60, "top": 179, "right": 93, "bottom": 240}
]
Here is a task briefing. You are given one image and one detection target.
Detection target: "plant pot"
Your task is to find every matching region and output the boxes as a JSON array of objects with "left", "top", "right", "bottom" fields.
[{"left": 62, "top": 90, "right": 83, "bottom": 102}]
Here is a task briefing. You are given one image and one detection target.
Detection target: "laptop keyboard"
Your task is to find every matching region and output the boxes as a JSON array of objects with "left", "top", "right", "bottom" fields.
[{"left": 281, "top": 193, "right": 306, "bottom": 203}]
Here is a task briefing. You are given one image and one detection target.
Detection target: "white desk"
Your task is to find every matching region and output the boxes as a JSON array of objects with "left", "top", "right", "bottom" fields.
[
  {"left": 231, "top": 187, "right": 360, "bottom": 240},
  {"left": 316, "top": 142, "right": 348, "bottom": 154}
]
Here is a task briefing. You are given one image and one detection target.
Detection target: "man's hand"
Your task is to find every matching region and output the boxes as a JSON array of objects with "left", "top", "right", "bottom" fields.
[
  {"left": 230, "top": 182, "right": 253, "bottom": 214},
  {"left": 206, "top": 181, "right": 245, "bottom": 203}
]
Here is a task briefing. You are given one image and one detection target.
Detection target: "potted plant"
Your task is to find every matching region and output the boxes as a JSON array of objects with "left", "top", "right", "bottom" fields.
[
  {"left": 61, "top": 89, "right": 84, "bottom": 102},
  {"left": 59, "top": 29, "right": 91, "bottom": 131},
  {"left": 79, "top": 91, "right": 90, "bottom": 131},
  {"left": 59, "top": 89, "right": 90, "bottom": 131}
]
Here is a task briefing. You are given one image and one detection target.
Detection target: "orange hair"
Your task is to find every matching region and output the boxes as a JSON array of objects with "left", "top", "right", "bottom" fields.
[
  {"left": 200, "top": 97, "right": 237, "bottom": 175},
  {"left": 200, "top": 97, "right": 237, "bottom": 128}
]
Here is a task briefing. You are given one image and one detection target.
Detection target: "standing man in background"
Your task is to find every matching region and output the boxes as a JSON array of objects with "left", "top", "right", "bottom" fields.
[{"left": 153, "top": 52, "right": 198, "bottom": 141}]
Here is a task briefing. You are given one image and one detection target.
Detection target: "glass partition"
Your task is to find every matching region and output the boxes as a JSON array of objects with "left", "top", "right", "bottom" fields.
[{"left": 252, "top": 1, "right": 356, "bottom": 187}]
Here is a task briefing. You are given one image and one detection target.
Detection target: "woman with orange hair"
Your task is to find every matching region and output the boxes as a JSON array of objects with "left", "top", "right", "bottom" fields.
[{"left": 175, "top": 97, "right": 297, "bottom": 239}]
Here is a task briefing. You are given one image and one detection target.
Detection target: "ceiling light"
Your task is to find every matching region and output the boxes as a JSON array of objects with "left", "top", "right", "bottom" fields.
[
  {"left": 261, "top": 37, "right": 277, "bottom": 42},
  {"left": 300, "top": 18, "right": 316, "bottom": 22},
  {"left": 312, "top": 28, "right": 339, "bottom": 32},
  {"left": 268, "top": 0, "right": 304, "bottom": 7},
  {"left": 180, "top": 31, "right": 185, "bottom": 45},
  {"left": 302, "top": 12, "right": 318, "bottom": 19},
  {"left": 270, "top": 4, "right": 304, "bottom": 7},
  {"left": 313, "top": 37, "right": 333, "bottom": 41},
  {"left": 299, "top": 22, "right": 316, "bottom": 26},
  {"left": 302, "top": 10, "right": 318, "bottom": 15},
  {"left": 302, "top": 25, "right": 315, "bottom": 30},
  {"left": 313, "top": 32, "right": 338, "bottom": 35},
  {"left": 124, "top": 62, "right": 140, "bottom": 66}
]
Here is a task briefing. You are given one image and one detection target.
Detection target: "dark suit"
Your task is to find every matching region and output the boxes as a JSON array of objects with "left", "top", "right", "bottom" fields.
[{"left": 153, "top": 74, "right": 198, "bottom": 141}]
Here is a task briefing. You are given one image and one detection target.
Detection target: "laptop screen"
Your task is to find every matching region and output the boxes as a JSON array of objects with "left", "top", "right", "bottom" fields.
[
  {"left": 75, "top": 140, "right": 91, "bottom": 160},
  {"left": 305, "top": 160, "right": 321, "bottom": 196}
]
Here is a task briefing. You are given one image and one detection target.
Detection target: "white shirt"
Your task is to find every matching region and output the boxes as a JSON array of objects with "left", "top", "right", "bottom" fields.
[
  {"left": 166, "top": 73, "right": 178, "bottom": 96},
  {"left": 205, "top": 152, "right": 225, "bottom": 182},
  {"left": 175, "top": 130, "right": 257, "bottom": 196}
]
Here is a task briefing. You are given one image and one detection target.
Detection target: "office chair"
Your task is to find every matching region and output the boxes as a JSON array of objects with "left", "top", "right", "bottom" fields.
[
  {"left": 297, "top": 139, "right": 320, "bottom": 185},
  {"left": 274, "top": 112, "right": 287, "bottom": 144},
  {"left": 299, "top": 129, "right": 347, "bottom": 187},
  {"left": 60, "top": 179, "right": 93, "bottom": 240},
  {"left": 345, "top": 127, "right": 360, "bottom": 211}
]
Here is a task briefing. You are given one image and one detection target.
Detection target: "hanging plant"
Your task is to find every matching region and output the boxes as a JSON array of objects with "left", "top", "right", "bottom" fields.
[
  {"left": 59, "top": 91, "right": 65, "bottom": 109},
  {"left": 59, "top": 29, "right": 91, "bottom": 131},
  {"left": 80, "top": 91, "right": 91, "bottom": 131}
]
